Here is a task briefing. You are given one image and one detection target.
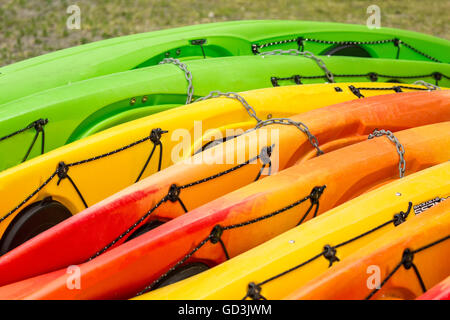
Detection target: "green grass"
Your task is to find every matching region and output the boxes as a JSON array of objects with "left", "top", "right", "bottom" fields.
[{"left": 0, "top": 0, "right": 448, "bottom": 66}]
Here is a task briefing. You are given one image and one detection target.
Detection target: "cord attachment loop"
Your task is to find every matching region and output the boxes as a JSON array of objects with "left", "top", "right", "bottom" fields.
[
  {"left": 56, "top": 161, "right": 69, "bottom": 184},
  {"left": 245, "top": 282, "right": 266, "bottom": 300},
  {"left": 310, "top": 186, "right": 326, "bottom": 206},
  {"left": 393, "top": 202, "right": 413, "bottom": 226},
  {"left": 209, "top": 225, "right": 224, "bottom": 244},
  {"left": 167, "top": 184, "right": 181, "bottom": 203},
  {"left": 401, "top": 248, "right": 414, "bottom": 270},
  {"left": 150, "top": 128, "right": 167, "bottom": 145},
  {"left": 323, "top": 244, "right": 340, "bottom": 267}
]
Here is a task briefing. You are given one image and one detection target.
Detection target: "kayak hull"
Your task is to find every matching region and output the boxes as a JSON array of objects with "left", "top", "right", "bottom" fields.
[{"left": 0, "top": 90, "right": 449, "bottom": 286}]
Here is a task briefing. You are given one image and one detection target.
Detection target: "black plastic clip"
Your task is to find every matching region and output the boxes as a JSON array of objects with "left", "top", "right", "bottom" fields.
[
  {"left": 167, "top": 184, "right": 188, "bottom": 213},
  {"left": 393, "top": 38, "right": 401, "bottom": 47},
  {"left": 393, "top": 202, "right": 412, "bottom": 226},
  {"left": 260, "top": 146, "right": 272, "bottom": 165},
  {"left": 191, "top": 39, "right": 207, "bottom": 58},
  {"left": 167, "top": 184, "right": 181, "bottom": 202},
  {"left": 401, "top": 248, "right": 414, "bottom": 270},
  {"left": 150, "top": 128, "right": 168, "bottom": 145},
  {"left": 296, "top": 37, "right": 305, "bottom": 51},
  {"left": 251, "top": 44, "right": 260, "bottom": 55},
  {"left": 246, "top": 282, "right": 266, "bottom": 300},
  {"left": 210, "top": 224, "right": 230, "bottom": 260},
  {"left": 56, "top": 161, "right": 69, "bottom": 185},
  {"left": 293, "top": 75, "right": 302, "bottom": 85},
  {"left": 191, "top": 39, "right": 206, "bottom": 46},
  {"left": 433, "top": 72, "right": 442, "bottom": 81},
  {"left": 368, "top": 72, "right": 378, "bottom": 82},
  {"left": 56, "top": 161, "right": 88, "bottom": 208},
  {"left": 310, "top": 185, "right": 326, "bottom": 206},
  {"left": 323, "top": 244, "right": 340, "bottom": 267},
  {"left": 210, "top": 225, "right": 224, "bottom": 244},
  {"left": 348, "top": 85, "right": 364, "bottom": 98},
  {"left": 271, "top": 77, "right": 279, "bottom": 87},
  {"left": 33, "top": 118, "right": 48, "bottom": 132}
]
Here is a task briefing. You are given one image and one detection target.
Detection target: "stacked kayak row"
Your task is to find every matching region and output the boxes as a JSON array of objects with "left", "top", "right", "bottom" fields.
[
  {"left": 0, "top": 83, "right": 433, "bottom": 251},
  {"left": 1, "top": 20, "right": 450, "bottom": 170},
  {"left": 2, "top": 55, "right": 448, "bottom": 171},
  {"left": 1, "top": 19, "right": 449, "bottom": 105},
  {"left": 140, "top": 164, "right": 450, "bottom": 300},
  {"left": 0, "top": 20, "right": 449, "bottom": 300}
]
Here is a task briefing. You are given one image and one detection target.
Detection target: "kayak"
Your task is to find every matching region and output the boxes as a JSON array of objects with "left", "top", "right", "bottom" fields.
[
  {"left": 137, "top": 162, "right": 450, "bottom": 300},
  {"left": 2, "top": 55, "right": 446, "bottom": 172},
  {"left": 1, "top": 20, "right": 448, "bottom": 105},
  {"left": 285, "top": 199, "right": 450, "bottom": 300},
  {"left": 1, "top": 122, "right": 448, "bottom": 300},
  {"left": 417, "top": 275, "right": 450, "bottom": 300},
  {"left": 0, "top": 89, "right": 448, "bottom": 285},
  {"left": 0, "top": 82, "right": 421, "bottom": 253}
]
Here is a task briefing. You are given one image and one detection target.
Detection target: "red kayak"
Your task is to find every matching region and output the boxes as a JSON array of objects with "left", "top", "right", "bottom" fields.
[
  {"left": 416, "top": 275, "right": 450, "bottom": 300},
  {"left": 0, "top": 90, "right": 449, "bottom": 288}
]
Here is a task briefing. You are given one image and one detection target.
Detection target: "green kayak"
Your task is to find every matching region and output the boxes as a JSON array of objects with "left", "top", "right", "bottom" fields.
[
  {"left": 0, "top": 53, "right": 448, "bottom": 172},
  {"left": 0, "top": 20, "right": 448, "bottom": 105}
]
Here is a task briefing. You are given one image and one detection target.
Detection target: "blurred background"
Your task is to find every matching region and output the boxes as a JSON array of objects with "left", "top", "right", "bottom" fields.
[{"left": 0, "top": 0, "right": 448, "bottom": 66}]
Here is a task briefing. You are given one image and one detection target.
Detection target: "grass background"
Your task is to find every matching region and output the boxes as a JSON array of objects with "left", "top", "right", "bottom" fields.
[{"left": 0, "top": 0, "right": 448, "bottom": 66}]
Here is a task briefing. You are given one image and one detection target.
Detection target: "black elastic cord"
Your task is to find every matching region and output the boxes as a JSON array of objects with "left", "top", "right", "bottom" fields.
[
  {"left": 322, "top": 244, "right": 340, "bottom": 267},
  {"left": 136, "top": 185, "right": 326, "bottom": 297},
  {"left": 254, "top": 145, "right": 273, "bottom": 181},
  {"left": 254, "top": 37, "right": 441, "bottom": 62},
  {"left": 167, "top": 184, "right": 188, "bottom": 213},
  {"left": 20, "top": 119, "right": 48, "bottom": 162},
  {"left": 88, "top": 195, "right": 170, "bottom": 261},
  {"left": 2, "top": 127, "right": 168, "bottom": 226},
  {"left": 22, "top": 128, "right": 41, "bottom": 162},
  {"left": 394, "top": 38, "right": 401, "bottom": 59},
  {"left": 296, "top": 186, "right": 325, "bottom": 226},
  {"left": 365, "top": 235, "right": 450, "bottom": 300},
  {"left": 56, "top": 162, "right": 88, "bottom": 208},
  {"left": 243, "top": 282, "right": 267, "bottom": 300},
  {"left": 135, "top": 128, "right": 167, "bottom": 182},
  {"left": 210, "top": 225, "right": 230, "bottom": 260},
  {"left": 91, "top": 145, "right": 276, "bottom": 262},
  {"left": 270, "top": 72, "right": 449, "bottom": 87},
  {"left": 243, "top": 202, "right": 415, "bottom": 299},
  {"left": 136, "top": 234, "right": 213, "bottom": 296}
]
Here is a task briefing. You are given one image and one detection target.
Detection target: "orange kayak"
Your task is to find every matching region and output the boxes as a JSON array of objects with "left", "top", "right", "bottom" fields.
[
  {"left": 0, "top": 122, "right": 448, "bottom": 300},
  {"left": 285, "top": 199, "right": 450, "bottom": 300},
  {"left": 0, "top": 90, "right": 448, "bottom": 288}
]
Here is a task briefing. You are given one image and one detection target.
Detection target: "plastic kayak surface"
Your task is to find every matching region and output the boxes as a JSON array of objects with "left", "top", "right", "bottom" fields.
[
  {"left": 2, "top": 55, "right": 447, "bottom": 171},
  {"left": 285, "top": 199, "right": 450, "bottom": 300},
  {"left": 0, "top": 83, "right": 419, "bottom": 243},
  {"left": 138, "top": 162, "right": 450, "bottom": 300},
  {"left": 1, "top": 20, "right": 448, "bottom": 105},
  {"left": 0, "top": 122, "right": 449, "bottom": 300},
  {"left": 0, "top": 89, "right": 449, "bottom": 286},
  {"left": 417, "top": 275, "right": 450, "bottom": 300}
]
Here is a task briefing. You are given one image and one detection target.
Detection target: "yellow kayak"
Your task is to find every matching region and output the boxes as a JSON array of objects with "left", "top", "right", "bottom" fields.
[
  {"left": 137, "top": 161, "right": 450, "bottom": 300},
  {"left": 285, "top": 199, "right": 450, "bottom": 300},
  {"left": 0, "top": 83, "right": 422, "bottom": 247}
]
